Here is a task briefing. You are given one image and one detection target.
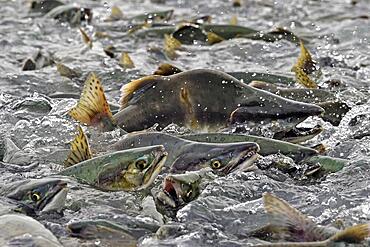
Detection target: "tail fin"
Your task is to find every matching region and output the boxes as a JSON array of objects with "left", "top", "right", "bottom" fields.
[
  {"left": 68, "top": 72, "right": 115, "bottom": 131},
  {"left": 292, "top": 40, "right": 318, "bottom": 88},
  {"left": 292, "top": 66, "right": 318, "bottom": 89},
  {"left": 64, "top": 126, "right": 92, "bottom": 167},
  {"left": 294, "top": 40, "right": 316, "bottom": 74},
  {"left": 329, "top": 223, "right": 370, "bottom": 243},
  {"left": 263, "top": 193, "right": 327, "bottom": 242}
]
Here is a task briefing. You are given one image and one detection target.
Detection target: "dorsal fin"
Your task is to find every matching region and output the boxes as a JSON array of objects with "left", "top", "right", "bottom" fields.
[
  {"left": 153, "top": 63, "right": 182, "bottom": 76},
  {"left": 64, "top": 126, "right": 92, "bottom": 167},
  {"left": 68, "top": 72, "right": 115, "bottom": 129},
  {"left": 79, "top": 27, "right": 92, "bottom": 49},
  {"left": 119, "top": 75, "right": 161, "bottom": 108},
  {"left": 263, "top": 193, "right": 327, "bottom": 242},
  {"left": 119, "top": 52, "right": 135, "bottom": 69},
  {"left": 329, "top": 223, "right": 370, "bottom": 243}
]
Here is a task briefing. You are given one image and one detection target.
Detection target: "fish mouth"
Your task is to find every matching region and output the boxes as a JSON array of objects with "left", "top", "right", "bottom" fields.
[
  {"left": 221, "top": 143, "right": 260, "bottom": 174},
  {"left": 273, "top": 124, "right": 323, "bottom": 144},
  {"left": 138, "top": 151, "right": 168, "bottom": 190},
  {"left": 158, "top": 176, "right": 182, "bottom": 208},
  {"left": 38, "top": 181, "right": 68, "bottom": 213}
]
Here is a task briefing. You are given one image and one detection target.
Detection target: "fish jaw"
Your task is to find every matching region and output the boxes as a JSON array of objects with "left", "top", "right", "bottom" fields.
[
  {"left": 231, "top": 87, "right": 325, "bottom": 126},
  {"left": 137, "top": 150, "right": 168, "bottom": 190}
]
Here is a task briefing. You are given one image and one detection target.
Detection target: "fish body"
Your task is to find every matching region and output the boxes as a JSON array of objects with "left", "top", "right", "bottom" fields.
[{"left": 114, "top": 69, "right": 324, "bottom": 132}]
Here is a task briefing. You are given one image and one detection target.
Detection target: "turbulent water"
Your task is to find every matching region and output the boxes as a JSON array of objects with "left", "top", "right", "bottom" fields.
[{"left": 0, "top": 0, "right": 370, "bottom": 246}]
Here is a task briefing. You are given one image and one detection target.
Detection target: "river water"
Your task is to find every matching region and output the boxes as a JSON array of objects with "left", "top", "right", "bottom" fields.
[{"left": 0, "top": 0, "right": 370, "bottom": 246}]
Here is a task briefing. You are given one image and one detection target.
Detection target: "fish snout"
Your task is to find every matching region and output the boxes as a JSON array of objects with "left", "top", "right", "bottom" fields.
[{"left": 231, "top": 90, "right": 325, "bottom": 123}]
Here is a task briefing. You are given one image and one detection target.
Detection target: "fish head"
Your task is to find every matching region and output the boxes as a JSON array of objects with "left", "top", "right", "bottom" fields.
[
  {"left": 231, "top": 87, "right": 325, "bottom": 130},
  {"left": 170, "top": 141, "right": 260, "bottom": 175},
  {"left": 6, "top": 178, "right": 68, "bottom": 215},
  {"left": 97, "top": 145, "right": 167, "bottom": 191},
  {"left": 157, "top": 171, "right": 202, "bottom": 208}
]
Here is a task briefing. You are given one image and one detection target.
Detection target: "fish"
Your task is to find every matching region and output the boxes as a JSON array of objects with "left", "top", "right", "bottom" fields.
[
  {"left": 164, "top": 34, "right": 182, "bottom": 59},
  {"left": 0, "top": 214, "right": 62, "bottom": 246},
  {"left": 105, "top": 5, "right": 124, "bottom": 21},
  {"left": 0, "top": 178, "right": 68, "bottom": 215},
  {"left": 44, "top": 4, "right": 92, "bottom": 25},
  {"left": 253, "top": 193, "right": 370, "bottom": 246},
  {"left": 156, "top": 170, "right": 204, "bottom": 211},
  {"left": 29, "top": 0, "right": 64, "bottom": 14},
  {"left": 56, "top": 63, "right": 82, "bottom": 79},
  {"left": 68, "top": 69, "right": 324, "bottom": 133},
  {"left": 67, "top": 220, "right": 137, "bottom": 246},
  {"left": 59, "top": 144, "right": 167, "bottom": 191},
  {"left": 180, "top": 133, "right": 318, "bottom": 162},
  {"left": 111, "top": 131, "right": 260, "bottom": 174}
]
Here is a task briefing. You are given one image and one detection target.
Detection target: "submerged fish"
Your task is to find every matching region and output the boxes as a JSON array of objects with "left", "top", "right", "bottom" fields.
[
  {"left": 67, "top": 220, "right": 137, "bottom": 246},
  {"left": 59, "top": 144, "right": 167, "bottom": 191},
  {"left": 0, "top": 178, "right": 68, "bottom": 215},
  {"left": 44, "top": 4, "right": 92, "bottom": 25},
  {"left": 254, "top": 193, "right": 370, "bottom": 246},
  {"left": 68, "top": 70, "right": 324, "bottom": 133},
  {"left": 112, "top": 131, "right": 260, "bottom": 174},
  {"left": 0, "top": 214, "right": 62, "bottom": 247}
]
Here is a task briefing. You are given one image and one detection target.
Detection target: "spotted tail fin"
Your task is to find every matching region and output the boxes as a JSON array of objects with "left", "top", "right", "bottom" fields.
[
  {"left": 68, "top": 72, "right": 116, "bottom": 131},
  {"left": 64, "top": 126, "right": 92, "bottom": 167}
]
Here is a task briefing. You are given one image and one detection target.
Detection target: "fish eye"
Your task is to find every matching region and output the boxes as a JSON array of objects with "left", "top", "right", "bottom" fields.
[
  {"left": 211, "top": 160, "right": 222, "bottom": 169},
  {"left": 186, "top": 190, "right": 192, "bottom": 198},
  {"left": 30, "top": 192, "right": 41, "bottom": 202},
  {"left": 135, "top": 159, "right": 148, "bottom": 170}
]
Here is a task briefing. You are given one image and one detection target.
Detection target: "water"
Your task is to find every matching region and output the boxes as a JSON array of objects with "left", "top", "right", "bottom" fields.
[{"left": 0, "top": 0, "right": 369, "bottom": 246}]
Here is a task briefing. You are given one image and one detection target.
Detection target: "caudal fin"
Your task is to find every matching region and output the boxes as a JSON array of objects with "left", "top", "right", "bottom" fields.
[
  {"left": 329, "top": 223, "right": 370, "bottom": 243},
  {"left": 292, "top": 40, "right": 318, "bottom": 88},
  {"left": 263, "top": 193, "right": 327, "bottom": 242},
  {"left": 64, "top": 126, "right": 92, "bottom": 167},
  {"left": 68, "top": 72, "right": 115, "bottom": 131}
]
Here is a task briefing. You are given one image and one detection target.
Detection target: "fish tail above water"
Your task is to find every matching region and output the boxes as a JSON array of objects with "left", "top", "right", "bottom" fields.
[
  {"left": 64, "top": 126, "right": 92, "bottom": 167},
  {"left": 292, "top": 66, "right": 318, "bottom": 89},
  {"left": 328, "top": 223, "right": 370, "bottom": 243},
  {"left": 263, "top": 193, "right": 327, "bottom": 242},
  {"left": 68, "top": 72, "right": 116, "bottom": 131},
  {"left": 292, "top": 40, "right": 318, "bottom": 89}
]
